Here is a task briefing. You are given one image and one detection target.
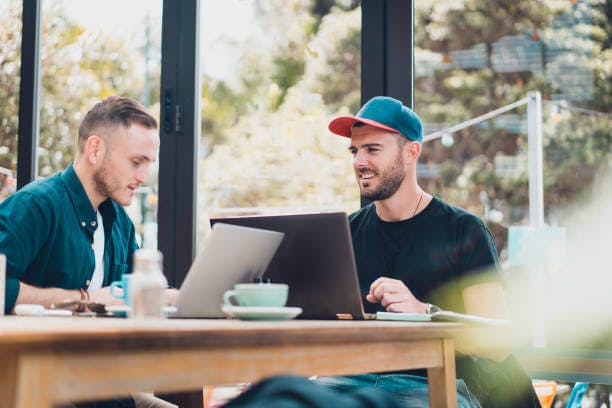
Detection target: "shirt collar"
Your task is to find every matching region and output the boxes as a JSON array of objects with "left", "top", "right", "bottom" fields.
[{"left": 61, "top": 163, "right": 117, "bottom": 235}]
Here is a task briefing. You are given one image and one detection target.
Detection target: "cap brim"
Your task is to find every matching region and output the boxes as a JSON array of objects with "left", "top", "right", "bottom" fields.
[{"left": 328, "top": 116, "right": 400, "bottom": 138}]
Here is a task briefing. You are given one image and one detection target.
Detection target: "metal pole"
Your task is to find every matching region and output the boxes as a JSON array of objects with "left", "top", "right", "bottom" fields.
[
  {"left": 423, "top": 97, "right": 529, "bottom": 142},
  {"left": 527, "top": 90, "right": 546, "bottom": 348},
  {"left": 527, "top": 91, "right": 545, "bottom": 228}
]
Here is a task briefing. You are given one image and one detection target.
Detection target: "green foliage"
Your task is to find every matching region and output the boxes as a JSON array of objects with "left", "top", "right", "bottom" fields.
[
  {"left": 0, "top": 1, "right": 21, "bottom": 175},
  {"left": 4, "top": 0, "right": 609, "bottom": 257},
  {"left": 200, "top": 90, "right": 358, "bottom": 217},
  {"left": 201, "top": 79, "right": 248, "bottom": 155},
  {"left": 270, "top": 53, "right": 306, "bottom": 109},
  {"left": 0, "top": 2, "right": 158, "bottom": 179},
  {"left": 315, "top": 27, "right": 361, "bottom": 112},
  {"left": 412, "top": 0, "right": 610, "bottom": 256},
  {"left": 199, "top": 3, "right": 363, "bottom": 218},
  {"left": 416, "top": 0, "right": 550, "bottom": 52},
  {"left": 198, "top": 0, "right": 610, "bottom": 244},
  {"left": 543, "top": 113, "right": 611, "bottom": 210}
]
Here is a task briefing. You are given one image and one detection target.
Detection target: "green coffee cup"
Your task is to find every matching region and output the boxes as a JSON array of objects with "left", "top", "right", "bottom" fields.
[{"left": 223, "top": 283, "right": 288, "bottom": 307}]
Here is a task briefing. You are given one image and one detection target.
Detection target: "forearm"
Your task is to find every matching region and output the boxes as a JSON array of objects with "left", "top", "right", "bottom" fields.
[
  {"left": 13, "top": 281, "right": 80, "bottom": 312},
  {"left": 463, "top": 282, "right": 509, "bottom": 319},
  {"left": 457, "top": 282, "right": 512, "bottom": 361}
]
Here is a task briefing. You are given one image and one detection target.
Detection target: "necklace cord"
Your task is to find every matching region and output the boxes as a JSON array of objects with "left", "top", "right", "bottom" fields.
[{"left": 412, "top": 190, "right": 424, "bottom": 217}]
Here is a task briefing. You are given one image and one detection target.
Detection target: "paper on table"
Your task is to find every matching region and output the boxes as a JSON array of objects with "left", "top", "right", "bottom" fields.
[
  {"left": 376, "top": 311, "right": 431, "bottom": 321},
  {"left": 430, "top": 310, "right": 511, "bottom": 325},
  {"left": 376, "top": 310, "right": 511, "bottom": 325}
]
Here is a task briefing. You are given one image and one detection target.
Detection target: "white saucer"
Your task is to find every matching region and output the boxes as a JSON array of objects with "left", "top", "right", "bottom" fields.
[
  {"left": 222, "top": 305, "right": 302, "bottom": 321},
  {"left": 106, "top": 305, "right": 177, "bottom": 317}
]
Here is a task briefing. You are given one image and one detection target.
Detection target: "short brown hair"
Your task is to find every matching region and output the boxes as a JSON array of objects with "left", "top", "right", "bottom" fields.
[{"left": 78, "top": 96, "right": 158, "bottom": 151}]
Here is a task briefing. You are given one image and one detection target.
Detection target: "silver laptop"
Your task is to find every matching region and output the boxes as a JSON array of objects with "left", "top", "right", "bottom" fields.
[
  {"left": 173, "top": 223, "right": 284, "bottom": 318},
  {"left": 211, "top": 213, "right": 376, "bottom": 320}
]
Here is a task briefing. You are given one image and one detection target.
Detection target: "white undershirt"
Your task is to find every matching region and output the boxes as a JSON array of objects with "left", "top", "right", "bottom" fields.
[{"left": 89, "top": 211, "right": 105, "bottom": 290}]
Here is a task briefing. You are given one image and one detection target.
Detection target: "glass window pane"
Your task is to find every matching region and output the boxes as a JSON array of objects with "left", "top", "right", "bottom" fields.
[
  {"left": 0, "top": 0, "right": 22, "bottom": 201},
  {"left": 198, "top": 0, "right": 362, "bottom": 247},
  {"left": 415, "top": 1, "right": 611, "bottom": 348},
  {"left": 40, "top": 0, "right": 162, "bottom": 248}
]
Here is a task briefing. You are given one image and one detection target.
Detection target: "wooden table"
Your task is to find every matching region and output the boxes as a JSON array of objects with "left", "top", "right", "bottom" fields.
[{"left": 0, "top": 317, "right": 466, "bottom": 408}]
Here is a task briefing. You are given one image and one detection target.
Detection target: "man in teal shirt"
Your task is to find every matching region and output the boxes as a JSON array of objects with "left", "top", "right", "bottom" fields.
[
  {"left": 0, "top": 96, "right": 177, "bottom": 407},
  {"left": 1, "top": 96, "right": 159, "bottom": 314}
]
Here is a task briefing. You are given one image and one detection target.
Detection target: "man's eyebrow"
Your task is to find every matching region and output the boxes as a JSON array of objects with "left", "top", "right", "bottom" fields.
[
  {"left": 133, "top": 154, "right": 155, "bottom": 162},
  {"left": 348, "top": 143, "right": 383, "bottom": 151}
]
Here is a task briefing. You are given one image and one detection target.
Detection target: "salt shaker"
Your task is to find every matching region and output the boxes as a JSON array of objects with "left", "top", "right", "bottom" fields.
[{"left": 129, "top": 248, "right": 167, "bottom": 319}]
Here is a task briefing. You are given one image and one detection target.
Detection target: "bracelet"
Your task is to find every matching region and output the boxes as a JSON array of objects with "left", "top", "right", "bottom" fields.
[{"left": 77, "top": 288, "right": 90, "bottom": 312}]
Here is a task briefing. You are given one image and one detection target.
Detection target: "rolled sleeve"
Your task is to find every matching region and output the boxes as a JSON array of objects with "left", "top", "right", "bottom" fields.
[
  {"left": 0, "top": 191, "right": 51, "bottom": 313},
  {"left": 4, "top": 277, "right": 19, "bottom": 314}
]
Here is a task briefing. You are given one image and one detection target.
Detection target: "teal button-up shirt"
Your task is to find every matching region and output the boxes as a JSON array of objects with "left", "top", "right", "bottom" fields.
[{"left": 1, "top": 163, "right": 138, "bottom": 313}]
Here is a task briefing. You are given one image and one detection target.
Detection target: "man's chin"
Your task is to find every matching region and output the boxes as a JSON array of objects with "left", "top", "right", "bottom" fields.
[
  {"left": 112, "top": 195, "right": 134, "bottom": 207},
  {"left": 360, "top": 187, "right": 391, "bottom": 201},
  {"left": 359, "top": 182, "right": 374, "bottom": 195},
  {"left": 359, "top": 189, "right": 376, "bottom": 200}
]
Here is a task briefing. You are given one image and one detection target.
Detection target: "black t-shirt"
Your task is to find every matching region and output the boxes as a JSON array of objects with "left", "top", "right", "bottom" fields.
[
  {"left": 349, "top": 197, "right": 501, "bottom": 314},
  {"left": 349, "top": 198, "right": 540, "bottom": 407}
]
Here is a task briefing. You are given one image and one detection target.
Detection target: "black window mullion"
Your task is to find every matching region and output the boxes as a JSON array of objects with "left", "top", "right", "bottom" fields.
[
  {"left": 158, "top": 0, "right": 200, "bottom": 288},
  {"left": 17, "top": 0, "right": 42, "bottom": 189},
  {"left": 360, "top": 0, "right": 414, "bottom": 208}
]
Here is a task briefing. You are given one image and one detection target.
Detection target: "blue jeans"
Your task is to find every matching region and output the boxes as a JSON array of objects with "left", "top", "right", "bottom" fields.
[{"left": 315, "top": 374, "right": 482, "bottom": 408}]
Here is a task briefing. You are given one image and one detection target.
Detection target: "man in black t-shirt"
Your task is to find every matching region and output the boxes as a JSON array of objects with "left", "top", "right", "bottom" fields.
[
  {"left": 321, "top": 96, "right": 540, "bottom": 408},
  {"left": 349, "top": 195, "right": 501, "bottom": 316}
]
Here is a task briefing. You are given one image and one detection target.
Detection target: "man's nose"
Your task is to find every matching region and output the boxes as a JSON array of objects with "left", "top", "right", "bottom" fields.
[
  {"left": 136, "top": 167, "right": 149, "bottom": 184},
  {"left": 353, "top": 150, "right": 368, "bottom": 167}
]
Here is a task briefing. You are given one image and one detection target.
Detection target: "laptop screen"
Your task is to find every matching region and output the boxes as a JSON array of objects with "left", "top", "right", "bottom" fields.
[
  {"left": 211, "top": 213, "right": 368, "bottom": 319},
  {"left": 174, "top": 223, "right": 284, "bottom": 318}
]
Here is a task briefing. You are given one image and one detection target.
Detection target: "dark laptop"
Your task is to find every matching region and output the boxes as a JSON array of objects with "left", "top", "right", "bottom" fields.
[{"left": 210, "top": 212, "right": 375, "bottom": 319}]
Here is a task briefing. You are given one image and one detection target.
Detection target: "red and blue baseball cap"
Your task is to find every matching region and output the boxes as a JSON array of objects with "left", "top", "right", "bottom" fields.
[{"left": 328, "top": 96, "right": 423, "bottom": 143}]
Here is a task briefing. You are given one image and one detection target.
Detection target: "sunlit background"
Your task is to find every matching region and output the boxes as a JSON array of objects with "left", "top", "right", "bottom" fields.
[{"left": 1, "top": 2, "right": 610, "bottom": 402}]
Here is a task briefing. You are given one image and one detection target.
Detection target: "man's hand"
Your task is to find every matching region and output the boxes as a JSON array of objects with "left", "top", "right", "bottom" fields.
[
  {"left": 366, "top": 277, "right": 427, "bottom": 313},
  {"left": 164, "top": 288, "right": 179, "bottom": 306},
  {"left": 88, "top": 287, "right": 125, "bottom": 306},
  {"left": 89, "top": 287, "right": 179, "bottom": 307}
]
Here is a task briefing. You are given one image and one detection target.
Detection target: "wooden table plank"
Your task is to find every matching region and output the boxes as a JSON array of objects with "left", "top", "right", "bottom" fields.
[
  {"left": 0, "top": 318, "right": 463, "bottom": 348},
  {"left": 14, "top": 340, "right": 446, "bottom": 404},
  {"left": 0, "top": 317, "right": 469, "bottom": 408}
]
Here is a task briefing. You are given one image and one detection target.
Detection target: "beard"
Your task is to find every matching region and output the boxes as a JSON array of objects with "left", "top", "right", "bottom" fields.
[
  {"left": 359, "top": 153, "right": 406, "bottom": 201},
  {"left": 93, "top": 159, "right": 125, "bottom": 205}
]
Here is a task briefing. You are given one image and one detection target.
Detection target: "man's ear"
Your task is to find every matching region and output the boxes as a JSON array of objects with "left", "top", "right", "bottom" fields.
[
  {"left": 403, "top": 141, "right": 421, "bottom": 162},
  {"left": 84, "top": 134, "right": 106, "bottom": 164}
]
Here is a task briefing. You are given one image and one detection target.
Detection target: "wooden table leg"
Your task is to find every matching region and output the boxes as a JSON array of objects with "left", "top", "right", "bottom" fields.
[
  {"left": 0, "top": 353, "right": 18, "bottom": 408},
  {"left": 427, "top": 339, "right": 457, "bottom": 408},
  {"left": 11, "top": 354, "right": 54, "bottom": 408}
]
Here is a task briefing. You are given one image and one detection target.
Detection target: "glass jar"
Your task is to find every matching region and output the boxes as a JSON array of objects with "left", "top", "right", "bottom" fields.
[{"left": 129, "top": 248, "right": 167, "bottom": 319}]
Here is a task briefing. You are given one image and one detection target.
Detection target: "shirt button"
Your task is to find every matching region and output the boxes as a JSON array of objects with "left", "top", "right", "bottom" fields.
[
  {"left": 81, "top": 221, "right": 86, "bottom": 227},
  {"left": 85, "top": 280, "right": 91, "bottom": 286},
  {"left": 91, "top": 221, "right": 97, "bottom": 227}
]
